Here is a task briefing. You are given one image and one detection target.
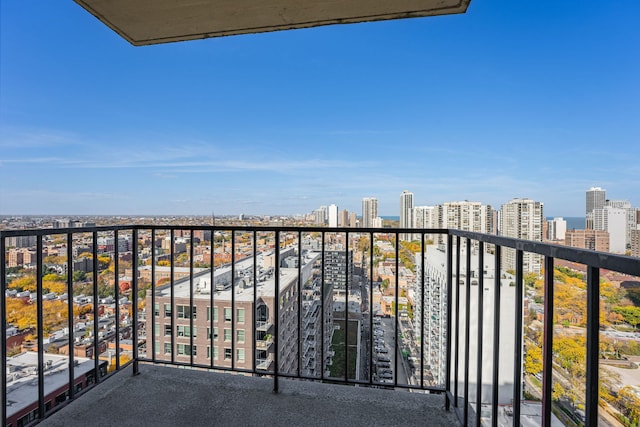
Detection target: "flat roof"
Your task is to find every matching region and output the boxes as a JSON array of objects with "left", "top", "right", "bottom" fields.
[
  {"left": 74, "top": 0, "right": 471, "bottom": 46},
  {"left": 6, "top": 352, "right": 98, "bottom": 418}
]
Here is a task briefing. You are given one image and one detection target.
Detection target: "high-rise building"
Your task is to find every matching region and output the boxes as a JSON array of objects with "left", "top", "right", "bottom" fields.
[
  {"left": 586, "top": 187, "right": 606, "bottom": 229},
  {"left": 339, "top": 209, "right": 349, "bottom": 227},
  {"left": 328, "top": 204, "right": 338, "bottom": 228},
  {"left": 348, "top": 211, "right": 357, "bottom": 228},
  {"left": 313, "top": 206, "right": 328, "bottom": 225},
  {"left": 324, "top": 250, "right": 354, "bottom": 294},
  {"left": 413, "top": 205, "right": 438, "bottom": 242},
  {"left": 500, "top": 198, "right": 544, "bottom": 273},
  {"left": 400, "top": 190, "right": 414, "bottom": 240},
  {"left": 547, "top": 217, "right": 567, "bottom": 241},
  {"left": 361, "top": 197, "right": 378, "bottom": 229},
  {"left": 434, "top": 201, "right": 494, "bottom": 247},
  {"left": 593, "top": 206, "right": 627, "bottom": 253}
]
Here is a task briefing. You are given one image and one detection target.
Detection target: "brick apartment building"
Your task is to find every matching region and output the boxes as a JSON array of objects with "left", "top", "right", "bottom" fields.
[{"left": 146, "top": 248, "right": 333, "bottom": 377}]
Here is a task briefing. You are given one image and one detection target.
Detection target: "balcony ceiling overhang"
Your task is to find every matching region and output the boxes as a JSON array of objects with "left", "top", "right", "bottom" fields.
[{"left": 74, "top": 0, "right": 471, "bottom": 46}]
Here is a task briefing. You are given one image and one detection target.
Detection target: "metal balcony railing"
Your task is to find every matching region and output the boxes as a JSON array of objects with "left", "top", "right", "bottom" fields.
[{"left": 2, "top": 225, "right": 640, "bottom": 427}]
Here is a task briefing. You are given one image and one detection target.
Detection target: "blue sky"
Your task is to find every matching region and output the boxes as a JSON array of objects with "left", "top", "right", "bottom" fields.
[{"left": 1, "top": 1, "right": 639, "bottom": 217}]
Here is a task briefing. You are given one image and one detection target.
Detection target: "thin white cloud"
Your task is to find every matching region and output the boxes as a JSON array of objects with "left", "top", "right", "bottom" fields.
[{"left": 0, "top": 129, "right": 82, "bottom": 149}]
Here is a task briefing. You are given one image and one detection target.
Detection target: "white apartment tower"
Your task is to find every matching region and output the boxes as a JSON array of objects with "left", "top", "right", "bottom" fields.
[
  {"left": 586, "top": 187, "right": 606, "bottom": 229},
  {"left": 547, "top": 217, "right": 567, "bottom": 241},
  {"left": 400, "top": 190, "right": 414, "bottom": 240},
  {"left": 361, "top": 197, "right": 378, "bottom": 229},
  {"left": 500, "top": 198, "right": 544, "bottom": 273},
  {"left": 328, "top": 204, "right": 338, "bottom": 228},
  {"left": 593, "top": 206, "right": 627, "bottom": 253}
]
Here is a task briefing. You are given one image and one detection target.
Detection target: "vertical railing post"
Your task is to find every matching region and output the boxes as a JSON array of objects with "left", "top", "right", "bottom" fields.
[
  {"left": 542, "top": 256, "right": 554, "bottom": 427},
  {"left": 476, "top": 242, "right": 484, "bottom": 427},
  {"left": 231, "top": 230, "right": 236, "bottom": 372},
  {"left": 132, "top": 228, "right": 139, "bottom": 375},
  {"left": 345, "top": 231, "right": 350, "bottom": 383},
  {"left": 189, "top": 228, "right": 195, "bottom": 367},
  {"left": 66, "top": 233, "right": 75, "bottom": 400},
  {"left": 445, "top": 233, "right": 454, "bottom": 411},
  {"left": 394, "top": 231, "right": 400, "bottom": 387},
  {"left": 491, "top": 245, "right": 501, "bottom": 427},
  {"left": 369, "top": 230, "right": 374, "bottom": 386},
  {"left": 114, "top": 230, "right": 121, "bottom": 370},
  {"left": 210, "top": 227, "right": 216, "bottom": 370},
  {"left": 513, "top": 249, "right": 524, "bottom": 425},
  {"left": 420, "top": 231, "right": 426, "bottom": 389},
  {"left": 92, "top": 231, "right": 100, "bottom": 383},
  {"left": 0, "top": 234, "right": 6, "bottom": 425},
  {"left": 464, "top": 238, "right": 471, "bottom": 425},
  {"left": 320, "top": 231, "right": 326, "bottom": 382},
  {"left": 36, "top": 235, "right": 45, "bottom": 420},
  {"left": 297, "top": 230, "right": 302, "bottom": 378},
  {"left": 170, "top": 229, "right": 175, "bottom": 365},
  {"left": 585, "top": 266, "right": 600, "bottom": 426},
  {"left": 273, "top": 231, "right": 280, "bottom": 392},
  {"left": 151, "top": 228, "right": 157, "bottom": 364},
  {"left": 454, "top": 235, "right": 461, "bottom": 408},
  {"left": 251, "top": 231, "right": 257, "bottom": 373}
]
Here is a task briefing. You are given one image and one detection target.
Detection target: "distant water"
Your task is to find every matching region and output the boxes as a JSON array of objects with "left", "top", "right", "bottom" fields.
[
  {"left": 549, "top": 217, "right": 585, "bottom": 230},
  {"left": 380, "top": 216, "right": 399, "bottom": 221}
]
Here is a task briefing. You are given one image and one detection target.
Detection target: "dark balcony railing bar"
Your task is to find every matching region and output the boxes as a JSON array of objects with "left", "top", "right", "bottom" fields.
[{"left": 2, "top": 225, "right": 640, "bottom": 427}]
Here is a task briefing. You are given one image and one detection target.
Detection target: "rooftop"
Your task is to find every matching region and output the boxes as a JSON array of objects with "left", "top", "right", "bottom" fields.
[{"left": 39, "top": 364, "right": 458, "bottom": 426}]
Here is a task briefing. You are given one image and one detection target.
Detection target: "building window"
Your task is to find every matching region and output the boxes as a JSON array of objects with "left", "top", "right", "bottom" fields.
[
  {"left": 154, "top": 302, "right": 159, "bottom": 317},
  {"left": 224, "top": 348, "right": 232, "bottom": 360},
  {"left": 214, "top": 327, "right": 219, "bottom": 340},
  {"left": 164, "top": 325, "right": 171, "bottom": 336},
  {"left": 237, "top": 329, "right": 245, "bottom": 343},
  {"left": 207, "top": 306, "right": 211, "bottom": 321},
  {"left": 207, "top": 346, "right": 211, "bottom": 359},
  {"left": 237, "top": 348, "right": 245, "bottom": 363},
  {"left": 164, "top": 343, "right": 172, "bottom": 354},
  {"left": 154, "top": 323, "right": 160, "bottom": 336},
  {"left": 224, "top": 307, "right": 232, "bottom": 322},
  {"left": 154, "top": 342, "right": 159, "bottom": 355},
  {"left": 177, "top": 325, "right": 196, "bottom": 337},
  {"left": 224, "top": 328, "right": 232, "bottom": 342},
  {"left": 214, "top": 306, "right": 219, "bottom": 322},
  {"left": 237, "top": 308, "right": 245, "bottom": 323},
  {"left": 214, "top": 347, "right": 219, "bottom": 360},
  {"left": 164, "top": 303, "right": 171, "bottom": 317},
  {"left": 177, "top": 344, "right": 196, "bottom": 356},
  {"left": 177, "top": 305, "right": 196, "bottom": 319}
]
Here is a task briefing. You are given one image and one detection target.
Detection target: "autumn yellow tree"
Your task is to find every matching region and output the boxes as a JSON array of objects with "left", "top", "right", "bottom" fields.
[{"left": 525, "top": 344, "right": 543, "bottom": 376}]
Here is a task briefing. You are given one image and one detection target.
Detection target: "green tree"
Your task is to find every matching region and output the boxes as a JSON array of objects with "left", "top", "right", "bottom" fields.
[
  {"left": 613, "top": 306, "right": 640, "bottom": 328},
  {"left": 73, "top": 270, "right": 87, "bottom": 282}
]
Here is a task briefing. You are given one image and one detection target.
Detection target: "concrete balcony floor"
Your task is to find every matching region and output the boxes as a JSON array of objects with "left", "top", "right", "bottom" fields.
[{"left": 39, "top": 364, "right": 458, "bottom": 426}]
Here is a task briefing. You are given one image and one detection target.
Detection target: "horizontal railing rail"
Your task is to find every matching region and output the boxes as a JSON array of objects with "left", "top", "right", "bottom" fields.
[{"left": 2, "top": 225, "right": 639, "bottom": 426}]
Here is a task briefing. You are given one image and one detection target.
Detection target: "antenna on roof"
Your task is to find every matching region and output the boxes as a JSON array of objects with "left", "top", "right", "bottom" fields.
[{"left": 212, "top": 211, "right": 215, "bottom": 227}]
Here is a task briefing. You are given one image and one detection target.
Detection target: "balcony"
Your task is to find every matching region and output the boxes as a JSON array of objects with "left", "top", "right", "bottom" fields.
[
  {"left": 37, "top": 364, "right": 456, "bottom": 427},
  {"left": 2, "top": 225, "right": 640, "bottom": 426}
]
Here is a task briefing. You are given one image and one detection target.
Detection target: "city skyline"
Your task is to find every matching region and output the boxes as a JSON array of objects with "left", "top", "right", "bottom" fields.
[{"left": 1, "top": 2, "right": 639, "bottom": 217}]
